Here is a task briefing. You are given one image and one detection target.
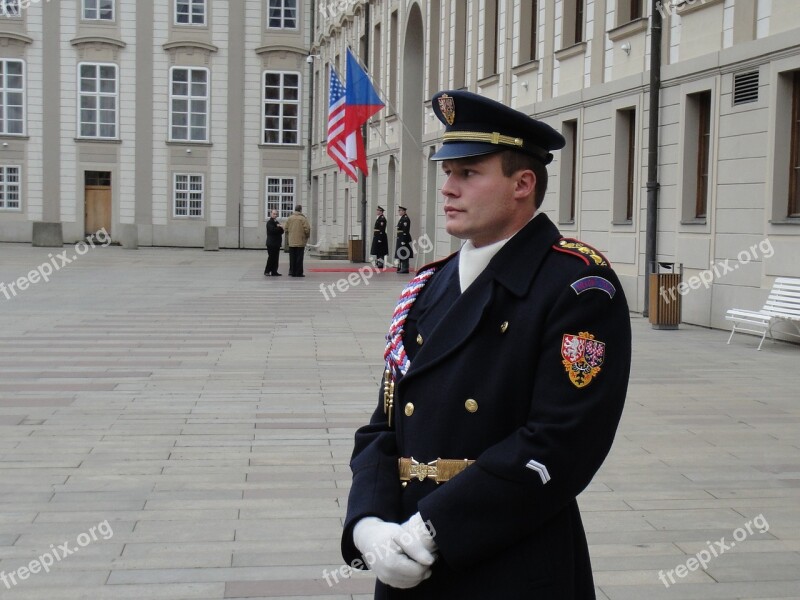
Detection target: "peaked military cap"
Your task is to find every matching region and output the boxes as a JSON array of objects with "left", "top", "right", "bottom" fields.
[
  {"left": 430, "top": 90, "right": 565, "bottom": 164},
  {"left": 398, "top": 206, "right": 408, "bottom": 211},
  {"left": 377, "top": 206, "right": 385, "bottom": 211}
]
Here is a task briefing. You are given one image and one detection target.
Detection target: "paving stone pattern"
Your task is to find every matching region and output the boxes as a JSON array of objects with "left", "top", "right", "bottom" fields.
[{"left": 0, "top": 244, "right": 799, "bottom": 599}]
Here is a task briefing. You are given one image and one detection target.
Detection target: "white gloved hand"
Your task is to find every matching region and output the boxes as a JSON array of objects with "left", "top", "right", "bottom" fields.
[
  {"left": 353, "top": 516, "right": 433, "bottom": 589},
  {"left": 394, "top": 512, "right": 438, "bottom": 566}
]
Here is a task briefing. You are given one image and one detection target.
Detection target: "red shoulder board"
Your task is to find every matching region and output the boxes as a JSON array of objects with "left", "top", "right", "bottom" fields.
[{"left": 553, "top": 238, "right": 610, "bottom": 267}]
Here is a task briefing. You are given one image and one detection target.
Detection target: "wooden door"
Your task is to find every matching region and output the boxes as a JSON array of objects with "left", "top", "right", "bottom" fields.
[{"left": 85, "top": 186, "right": 111, "bottom": 237}]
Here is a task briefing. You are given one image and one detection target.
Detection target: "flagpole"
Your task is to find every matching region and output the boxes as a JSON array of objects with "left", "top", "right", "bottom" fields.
[{"left": 360, "top": 5, "right": 370, "bottom": 263}]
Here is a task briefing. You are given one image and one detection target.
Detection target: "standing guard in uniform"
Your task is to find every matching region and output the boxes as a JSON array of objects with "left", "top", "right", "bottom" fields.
[
  {"left": 341, "top": 90, "right": 632, "bottom": 599},
  {"left": 371, "top": 206, "right": 389, "bottom": 269},
  {"left": 394, "top": 206, "right": 413, "bottom": 274}
]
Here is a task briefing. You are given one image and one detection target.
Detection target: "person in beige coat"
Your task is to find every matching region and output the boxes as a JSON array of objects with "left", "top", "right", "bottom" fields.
[{"left": 284, "top": 205, "right": 311, "bottom": 277}]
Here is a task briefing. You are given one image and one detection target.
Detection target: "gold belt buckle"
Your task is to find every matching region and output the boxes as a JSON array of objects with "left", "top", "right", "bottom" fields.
[{"left": 409, "top": 458, "right": 438, "bottom": 482}]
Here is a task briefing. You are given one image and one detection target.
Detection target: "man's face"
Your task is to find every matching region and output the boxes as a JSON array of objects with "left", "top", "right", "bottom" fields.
[
  {"left": 440, "top": 153, "right": 534, "bottom": 247},
  {"left": 271, "top": 210, "right": 278, "bottom": 219}
]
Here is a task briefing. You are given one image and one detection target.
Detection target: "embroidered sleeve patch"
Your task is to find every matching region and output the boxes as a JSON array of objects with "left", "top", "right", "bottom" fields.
[
  {"left": 570, "top": 276, "right": 616, "bottom": 299},
  {"left": 561, "top": 331, "right": 605, "bottom": 388}
]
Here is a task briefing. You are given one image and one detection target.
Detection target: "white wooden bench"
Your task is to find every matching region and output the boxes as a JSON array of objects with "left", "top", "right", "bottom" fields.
[{"left": 726, "top": 277, "right": 800, "bottom": 350}]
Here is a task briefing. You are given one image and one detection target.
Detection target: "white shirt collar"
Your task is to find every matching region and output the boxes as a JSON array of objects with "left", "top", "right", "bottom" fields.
[{"left": 457, "top": 212, "right": 538, "bottom": 293}]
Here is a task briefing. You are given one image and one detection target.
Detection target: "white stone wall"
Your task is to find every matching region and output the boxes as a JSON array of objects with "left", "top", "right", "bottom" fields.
[
  {"left": 209, "top": 0, "right": 228, "bottom": 228},
  {"left": 26, "top": 4, "right": 44, "bottom": 222},
  {"left": 119, "top": 0, "right": 138, "bottom": 225},
  {"left": 59, "top": 1, "right": 78, "bottom": 225},
  {"left": 151, "top": 1, "right": 170, "bottom": 226}
]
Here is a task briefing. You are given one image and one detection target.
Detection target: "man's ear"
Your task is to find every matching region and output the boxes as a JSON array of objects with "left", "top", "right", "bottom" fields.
[{"left": 513, "top": 170, "right": 537, "bottom": 201}]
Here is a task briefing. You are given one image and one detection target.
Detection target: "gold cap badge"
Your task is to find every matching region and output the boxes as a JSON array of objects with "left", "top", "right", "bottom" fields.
[{"left": 438, "top": 93, "right": 455, "bottom": 125}]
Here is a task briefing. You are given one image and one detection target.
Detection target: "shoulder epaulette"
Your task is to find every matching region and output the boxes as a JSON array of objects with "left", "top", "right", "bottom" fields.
[{"left": 553, "top": 238, "right": 610, "bottom": 267}]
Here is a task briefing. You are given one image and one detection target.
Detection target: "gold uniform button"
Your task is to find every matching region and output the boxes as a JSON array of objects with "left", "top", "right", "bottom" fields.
[
  {"left": 500, "top": 321, "right": 509, "bottom": 333},
  {"left": 404, "top": 403, "right": 415, "bottom": 416},
  {"left": 416, "top": 334, "right": 424, "bottom": 345},
  {"left": 465, "top": 399, "right": 478, "bottom": 413}
]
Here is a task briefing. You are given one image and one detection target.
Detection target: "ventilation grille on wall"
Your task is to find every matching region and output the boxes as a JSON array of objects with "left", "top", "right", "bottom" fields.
[{"left": 733, "top": 71, "right": 759, "bottom": 105}]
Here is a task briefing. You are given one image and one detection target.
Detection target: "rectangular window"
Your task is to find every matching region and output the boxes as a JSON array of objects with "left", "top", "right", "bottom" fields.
[
  {"left": 266, "top": 176, "right": 295, "bottom": 218},
  {"left": 483, "top": 0, "right": 498, "bottom": 77},
  {"left": 1, "top": 0, "right": 20, "bottom": 18},
  {"left": 0, "top": 165, "right": 21, "bottom": 211},
  {"left": 789, "top": 72, "right": 800, "bottom": 217},
  {"left": 613, "top": 108, "right": 636, "bottom": 223},
  {"left": 173, "top": 174, "right": 204, "bottom": 217},
  {"left": 389, "top": 10, "right": 398, "bottom": 107},
  {"left": 626, "top": 109, "right": 636, "bottom": 221},
  {"left": 519, "top": 0, "right": 538, "bottom": 63},
  {"left": 170, "top": 67, "right": 209, "bottom": 142},
  {"left": 79, "top": 63, "right": 118, "bottom": 139},
  {"left": 83, "top": 0, "right": 114, "bottom": 20},
  {"left": 175, "top": 0, "right": 206, "bottom": 25},
  {"left": 560, "top": 120, "right": 578, "bottom": 223},
  {"left": 267, "top": 0, "right": 297, "bottom": 29},
  {"left": 630, "top": 0, "right": 642, "bottom": 20},
  {"left": 563, "top": 0, "right": 584, "bottom": 46},
  {"left": 695, "top": 91, "right": 712, "bottom": 219},
  {"left": 618, "top": 0, "right": 642, "bottom": 24},
  {"left": 0, "top": 59, "right": 24, "bottom": 135},
  {"left": 263, "top": 71, "right": 299, "bottom": 145},
  {"left": 575, "top": 0, "right": 584, "bottom": 44}
]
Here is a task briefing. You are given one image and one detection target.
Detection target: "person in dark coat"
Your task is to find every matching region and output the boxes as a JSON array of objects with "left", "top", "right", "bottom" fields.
[
  {"left": 264, "top": 209, "right": 284, "bottom": 276},
  {"left": 341, "top": 90, "right": 632, "bottom": 599},
  {"left": 395, "top": 207, "right": 413, "bottom": 273},
  {"left": 371, "top": 206, "right": 389, "bottom": 268}
]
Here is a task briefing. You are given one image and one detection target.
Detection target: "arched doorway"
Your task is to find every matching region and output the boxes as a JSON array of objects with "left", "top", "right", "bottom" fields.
[{"left": 401, "top": 3, "right": 425, "bottom": 266}]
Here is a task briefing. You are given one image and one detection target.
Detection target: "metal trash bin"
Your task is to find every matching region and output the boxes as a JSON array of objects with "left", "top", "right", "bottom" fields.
[{"left": 648, "top": 262, "right": 683, "bottom": 330}]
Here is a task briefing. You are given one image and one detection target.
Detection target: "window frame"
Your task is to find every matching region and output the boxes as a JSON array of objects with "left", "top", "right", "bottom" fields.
[
  {"left": 0, "top": 58, "right": 25, "bottom": 136},
  {"left": 169, "top": 66, "right": 210, "bottom": 143},
  {"left": 262, "top": 70, "right": 300, "bottom": 146},
  {"left": 175, "top": 0, "right": 207, "bottom": 26},
  {"left": 173, "top": 173, "right": 205, "bottom": 218},
  {"left": 267, "top": 0, "right": 298, "bottom": 30},
  {"left": 559, "top": 118, "right": 579, "bottom": 225},
  {"left": 789, "top": 71, "right": 800, "bottom": 218},
  {"left": 77, "top": 61, "right": 119, "bottom": 140},
  {"left": 265, "top": 176, "right": 296, "bottom": 219},
  {"left": 0, "top": 0, "right": 21, "bottom": 19},
  {"left": 694, "top": 90, "right": 712, "bottom": 219},
  {"left": 82, "top": 0, "right": 115, "bottom": 21},
  {"left": 0, "top": 165, "right": 21, "bottom": 212}
]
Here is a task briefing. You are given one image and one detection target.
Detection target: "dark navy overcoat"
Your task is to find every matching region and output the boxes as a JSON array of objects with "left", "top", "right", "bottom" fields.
[{"left": 343, "top": 214, "right": 632, "bottom": 599}]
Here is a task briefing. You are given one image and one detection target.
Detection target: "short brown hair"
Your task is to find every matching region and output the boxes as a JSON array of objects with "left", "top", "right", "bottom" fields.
[{"left": 499, "top": 150, "right": 549, "bottom": 208}]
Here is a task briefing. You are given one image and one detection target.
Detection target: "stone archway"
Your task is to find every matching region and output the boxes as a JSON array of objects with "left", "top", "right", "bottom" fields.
[{"left": 400, "top": 2, "right": 425, "bottom": 265}]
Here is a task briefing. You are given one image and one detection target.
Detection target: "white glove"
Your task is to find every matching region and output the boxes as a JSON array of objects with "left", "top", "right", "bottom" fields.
[
  {"left": 394, "top": 512, "right": 438, "bottom": 566},
  {"left": 353, "top": 516, "right": 433, "bottom": 589}
]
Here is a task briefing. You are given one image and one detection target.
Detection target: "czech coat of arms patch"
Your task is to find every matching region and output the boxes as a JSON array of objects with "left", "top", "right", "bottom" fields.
[{"left": 561, "top": 331, "right": 605, "bottom": 388}]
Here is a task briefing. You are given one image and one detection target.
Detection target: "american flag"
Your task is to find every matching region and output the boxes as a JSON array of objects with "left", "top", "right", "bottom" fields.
[{"left": 327, "top": 67, "right": 357, "bottom": 181}]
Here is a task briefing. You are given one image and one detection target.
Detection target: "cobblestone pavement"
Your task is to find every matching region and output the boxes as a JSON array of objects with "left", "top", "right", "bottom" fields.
[{"left": 1, "top": 243, "right": 799, "bottom": 599}]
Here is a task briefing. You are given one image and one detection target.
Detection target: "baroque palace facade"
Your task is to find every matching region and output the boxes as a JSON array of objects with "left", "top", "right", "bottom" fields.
[
  {"left": 0, "top": 0, "right": 310, "bottom": 248},
  {"left": 1, "top": 1, "right": 799, "bottom": 329},
  {"left": 310, "top": 0, "right": 800, "bottom": 328}
]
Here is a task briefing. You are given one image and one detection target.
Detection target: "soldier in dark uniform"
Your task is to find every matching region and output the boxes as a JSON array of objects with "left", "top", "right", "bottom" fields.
[
  {"left": 264, "top": 209, "right": 283, "bottom": 276},
  {"left": 395, "top": 206, "right": 413, "bottom": 273},
  {"left": 341, "top": 90, "right": 632, "bottom": 599},
  {"left": 371, "top": 206, "right": 389, "bottom": 268}
]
